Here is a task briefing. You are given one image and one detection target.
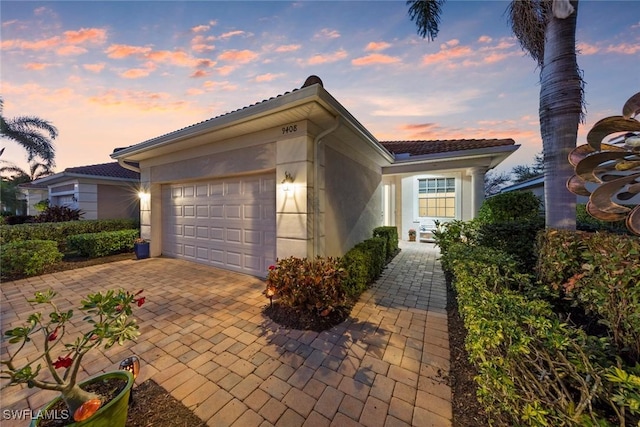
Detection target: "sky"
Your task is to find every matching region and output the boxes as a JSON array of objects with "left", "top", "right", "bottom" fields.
[{"left": 1, "top": 1, "right": 639, "bottom": 177}]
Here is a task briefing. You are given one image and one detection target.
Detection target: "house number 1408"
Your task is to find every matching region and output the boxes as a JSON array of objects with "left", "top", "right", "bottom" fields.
[{"left": 282, "top": 125, "right": 297, "bottom": 134}]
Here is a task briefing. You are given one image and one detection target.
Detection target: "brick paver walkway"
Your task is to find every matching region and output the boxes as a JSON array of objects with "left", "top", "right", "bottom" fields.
[{"left": 0, "top": 241, "right": 451, "bottom": 427}]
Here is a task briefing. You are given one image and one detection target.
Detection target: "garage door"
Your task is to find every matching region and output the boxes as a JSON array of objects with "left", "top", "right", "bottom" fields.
[{"left": 162, "top": 174, "right": 276, "bottom": 277}]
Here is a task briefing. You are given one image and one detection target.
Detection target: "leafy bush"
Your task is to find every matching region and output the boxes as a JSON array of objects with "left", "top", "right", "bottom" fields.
[
  {"left": 33, "top": 205, "right": 83, "bottom": 223},
  {"left": 537, "top": 229, "right": 640, "bottom": 362},
  {"left": 340, "top": 237, "right": 387, "bottom": 296},
  {"left": 266, "top": 257, "right": 347, "bottom": 316},
  {"left": 476, "top": 217, "right": 544, "bottom": 271},
  {"left": 1, "top": 219, "right": 139, "bottom": 251},
  {"left": 0, "top": 240, "right": 63, "bottom": 278},
  {"left": 67, "top": 229, "right": 139, "bottom": 258},
  {"left": 576, "top": 203, "right": 630, "bottom": 233},
  {"left": 2, "top": 215, "right": 34, "bottom": 225},
  {"left": 373, "top": 226, "right": 398, "bottom": 260},
  {"left": 477, "top": 191, "right": 541, "bottom": 224}
]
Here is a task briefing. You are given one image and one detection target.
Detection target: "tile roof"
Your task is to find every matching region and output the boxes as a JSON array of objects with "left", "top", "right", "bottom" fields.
[
  {"left": 379, "top": 139, "right": 516, "bottom": 157},
  {"left": 64, "top": 162, "right": 139, "bottom": 180}
]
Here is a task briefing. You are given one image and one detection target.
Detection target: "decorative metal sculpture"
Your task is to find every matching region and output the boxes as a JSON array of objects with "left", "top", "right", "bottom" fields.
[{"left": 567, "top": 92, "right": 640, "bottom": 235}]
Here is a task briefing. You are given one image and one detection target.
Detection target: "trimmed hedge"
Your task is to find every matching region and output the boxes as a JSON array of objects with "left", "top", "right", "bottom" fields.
[
  {"left": 476, "top": 217, "right": 544, "bottom": 271},
  {"left": 477, "top": 191, "right": 541, "bottom": 224},
  {"left": 67, "top": 229, "right": 139, "bottom": 258},
  {"left": 0, "top": 240, "right": 63, "bottom": 278},
  {"left": 340, "top": 236, "right": 387, "bottom": 296},
  {"left": 373, "top": 226, "right": 399, "bottom": 260},
  {"left": 1, "top": 219, "right": 139, "bottom": 251}
]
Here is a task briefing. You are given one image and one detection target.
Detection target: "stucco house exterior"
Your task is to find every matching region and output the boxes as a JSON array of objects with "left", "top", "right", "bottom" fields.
[
  {"left": 23, "top": 162, "right": 140, "bottom": 219},
  {"left": 111, "top": 76, "right": 518, "bottom": 276}
]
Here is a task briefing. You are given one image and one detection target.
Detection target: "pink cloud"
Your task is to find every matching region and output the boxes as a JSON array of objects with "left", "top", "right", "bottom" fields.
[
  {"left": 255, "top": 73, "right": 284, "bottom": 83},
  {"left": 275, "top": 44, "right": 301, "bottom": 53},
  {"left": 398, "top": 121, "right": 537, "bottom": 142},
  {"left": 191, "top": 35, "right": 215, "bottom": 53},
  {"left": 106, "top": 44, "right": 152, "bottom": 58},
  {"left": 120, "top": 68, "right": 153, "bottom": 79},
  {"left": 313, "top": 28, "right": 340, "bottom": 40},
  {"left": 203, "top": 80, "right": 238, "bottom": 91},
  {"left": 217, "top": 49, "right": 258, "bottom": 64},
  {"left": 191, "top": 25, "right": 210, "bottom": 33},
  {"left": 24, "top": 62, "right": 51, "bottom": 71},
  {"left": 57, "top": 45, "right": 87, "bottom": 56},
  {"left": 422, "top": 45, "right": 473, "bottom": 66},
  {"left": 63, "top": 28, "right": 107, "bottom": 45},
  {"left": 216, "top": 65, "right": 235, "bottom": 76},
  {"left": 577, "top": 42, "right": 600, "bottom": 55},
  {"left": 219, "top": 30, "right": 245, "bottom": 40},
  {"left": 88, "top": 89, "right": 186, "bottom": 111},
  {"left": 483, "top": 52, "right": 510, "bottom": 64},
  {"left": 2, "top": 27, "right": 107, "bottom": 54},
  {"left": 351, "top": 53, "right": 400, "bottom": 66},
  {"left": 306, "top": 49, "right": 348, "bottom": 65},
  {"left": 606, "top": 43, "right": 640, "bottom": 54},
  {"left": 83, "top": 63, "right": 106, "bottom": 73},
  {"left": 190, "top": 69, "right": 210, "bottom": 78},
  {"left": 478, "top": 35, "right": 492, "bottom": 43},
  {"left": 365, "top": 41, "right": 391, "bottom": 52}
]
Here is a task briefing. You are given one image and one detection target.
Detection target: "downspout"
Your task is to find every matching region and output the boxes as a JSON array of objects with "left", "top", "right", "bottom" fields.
[
  {"left": 117, "top": 159, "right": 141, "bottom": 173},
  {"left": 313, "top": 116, "right": 341, "bottom": 258}
]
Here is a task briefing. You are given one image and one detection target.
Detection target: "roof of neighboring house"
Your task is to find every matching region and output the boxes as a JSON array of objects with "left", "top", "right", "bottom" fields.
[
  {"left": 379, "top": 139, "right": 516, "bottom": 157},
  {"left": 30, "top": 162, "right": 140, "bottom": 186},
  {"left": 499, "top": 175, "right": 544, "bottom": 193}
]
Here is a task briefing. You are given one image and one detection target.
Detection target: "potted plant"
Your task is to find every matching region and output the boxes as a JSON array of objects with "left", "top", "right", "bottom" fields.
[
  {"left": 1, "top": 288, "right": 145, "bottom": 426},
  {"left": 408, "top": 229, "right": 416, "bottom": 242},
  {"left": 133, "top": 238, "right": 149, "bottom": 260}
]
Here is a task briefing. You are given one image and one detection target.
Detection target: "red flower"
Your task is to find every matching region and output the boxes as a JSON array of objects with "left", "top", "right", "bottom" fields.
[
  {"left": 53, "top": 356, "right": 73, "bottom": 369},
  {"left": 135, "top": 297, "right": 145, "bottom": 307},
  {"left": 268, "top": 265, "right": 276, "bottom": 270},
  {"left": 48, "top": 328, "right": 58, "bottom": 342}
]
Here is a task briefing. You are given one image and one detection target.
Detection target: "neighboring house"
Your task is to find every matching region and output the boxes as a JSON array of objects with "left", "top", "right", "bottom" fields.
[
  {"left": 499, "top": 175, "right": 545, "bottom": 201},
  {"left": 16, "top": 181, "right": 48, "bottom": 215},
  {"left": 111, "top": 76, "right": 518, "bottom": 277},
  {"left": 23, "top": 162, "right": 140, "bottom": 220}
]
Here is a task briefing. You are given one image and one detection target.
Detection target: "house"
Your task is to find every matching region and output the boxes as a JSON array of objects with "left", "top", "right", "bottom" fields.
[
  {"left": 111, "top": 76, "right": 518, "bottom": 276},
  {"left": 24, "top": 162, "right": 140, "bottom": 220},
  {"left": 16, "top": 181, "right": 48, "bottom": 215}
]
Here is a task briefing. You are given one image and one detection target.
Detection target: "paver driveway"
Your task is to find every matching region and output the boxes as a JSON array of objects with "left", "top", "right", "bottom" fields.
[{"left": 0, "top": 241, "right": 451, "bottom": 427}]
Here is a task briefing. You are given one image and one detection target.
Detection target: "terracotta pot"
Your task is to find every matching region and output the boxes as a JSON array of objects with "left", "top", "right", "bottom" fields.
[{"left": 30, "top": 370, "right": 134, "bottom": 427}]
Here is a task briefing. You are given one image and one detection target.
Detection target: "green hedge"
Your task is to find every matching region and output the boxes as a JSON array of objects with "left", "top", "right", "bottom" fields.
[
  {"left": 477, "top": 191, "right": 541, "bottom": 224},
  {"left": 373, "top": 226, "right": 398, "bottom": 260},
  {"left": 476, "top": 217, "right": 544, "bottom": 272},
  {"left": 0, "top": 219, "right": 139, "bottom": 251},
  {"left": 340, "top": 236, "right": 386, "bottom": 296},
  {"left": 0, "top": 240, "right": 63, "bottom": 278},
  {"left": 67, "top": 229, "right": 139, "bottom": 258}
]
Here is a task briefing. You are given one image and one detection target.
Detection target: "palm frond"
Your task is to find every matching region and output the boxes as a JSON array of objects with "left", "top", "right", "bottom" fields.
[
  {"left": 507, "top": 0, "right": 550, "bottom": 67},
  {"left": 407, "top": 0, "right": 446, "bottom": 42}
]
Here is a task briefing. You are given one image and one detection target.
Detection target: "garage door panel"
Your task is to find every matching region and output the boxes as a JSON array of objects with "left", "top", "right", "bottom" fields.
[{"left": 163, "top": 174, "right": 276, "bottom": 277}]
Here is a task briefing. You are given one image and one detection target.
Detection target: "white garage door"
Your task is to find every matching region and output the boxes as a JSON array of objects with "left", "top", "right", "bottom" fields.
[{"left": 162, "top": 174, "right": 276, "bottom": 277}]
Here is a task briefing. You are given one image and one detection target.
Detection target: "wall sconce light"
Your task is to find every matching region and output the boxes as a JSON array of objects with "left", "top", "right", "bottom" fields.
[
  {"left": 281, "top": 171, "right": 294, "bottom": 192},
  {"left": 138, "top": 191, "right": 150, "bottom": 201}
]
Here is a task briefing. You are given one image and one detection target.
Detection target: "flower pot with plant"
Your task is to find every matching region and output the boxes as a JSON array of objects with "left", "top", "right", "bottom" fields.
[
  {"left": 133, "top": 238, "right": 149, "bottom": 260},
  {"left": 408, "top": 229, "right": 416, "bottom": 241},
  {"left": 1, "top": 288, "right": 145, "bottom": 426}
]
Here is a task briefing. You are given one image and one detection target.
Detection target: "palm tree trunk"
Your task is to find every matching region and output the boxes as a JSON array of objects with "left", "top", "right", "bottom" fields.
[{"left": 539, "top": 0, "right": 581, "bottom": 229}]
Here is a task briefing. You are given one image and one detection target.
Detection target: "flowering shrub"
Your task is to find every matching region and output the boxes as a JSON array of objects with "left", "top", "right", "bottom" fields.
[
  {"left": 1, "top": 288, "right": 144, "bottom": 419},
  {"left": 266, "top": 257, "right": 347, "bottom": 316}
]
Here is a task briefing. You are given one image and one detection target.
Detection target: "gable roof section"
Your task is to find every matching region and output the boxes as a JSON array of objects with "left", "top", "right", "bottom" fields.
[
  {"left": 380, "top": 139, "right": 515, "bottom": 157},
  {"left": 31, "top": 162, "right": 139, "bottom": 186}
]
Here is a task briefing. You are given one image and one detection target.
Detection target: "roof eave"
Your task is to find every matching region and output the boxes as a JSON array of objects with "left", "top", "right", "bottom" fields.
[
  {"left": 390, "top": 144, "right": 519, "bottom": 165},
  {"left": 32, "top": 172, "right": 139, "bottom": 186}
]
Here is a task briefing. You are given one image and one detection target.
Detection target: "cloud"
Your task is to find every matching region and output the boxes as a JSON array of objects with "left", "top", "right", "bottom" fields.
[
  {"left": 219, "top": 30, "right": 246, "bottom": 40},
  {"left": 216, "top": 65, "right": 235, "bottom": 76},
  {"left": 305, "top": 49, "right": 348, "bottom": 65},
  {"left": 89, "top": 89, "right": 188, "bottom": 111},
  {"left": 24, "top": 62, "right": 52, "bottom": 71},
  {"left": 190, "top": 69, "right": 210, "bottom": 78},
  {"left": 422, "top": 45, "right": 473, "bottom": 66},
  {"left": 313, "top": 28, "right": 340, "bottom": 40},
  {"left": 1, "top": 27, "right": 106, "bottom": 55},
  {"left": 186, "top": 88, "right": 205, "bottom": 96},
  {"left": 365, "top": 41, "right": 391, "bottom": 52},
  {"left": 83, "top": 63, "right": 106, "bottom": 73},
  {"left": 217, "top": 49, "right": 258, "bottom": 64},
  {"left": 191, "top": 35, "right": 215, "bottom": 53},
  {"left": 57, "top": 45, "right": 87, "bottom": 56},
  {"left": 577, "top": 42, "right": 600, "bottom": 55},
  {"left": 105, "top": 44, "right": 152, "bottom": 58},
  {"left": 478, "top": 35, "right": 492, "bottom": 43},
  {"left": 191, "top": 24, "right": 210, "bottom": 33},
  {"left": 203, "top": 80, "right": 238, "bottom": 91},
  {"left": 351, "top": 53, "right": 400, "bottom": 66},
  {"left": 275, "top": 44, "right": 301, "bottom": 53},
  {"left": 63, "top": 28, "right": 107, "bottom": 45},
  {"left": 606, "top": 42, "right": 640, "bottom": 55},
  {"left": 255, "top": 73, "right": 284, "bottom": 83},
  {"left": 397, "top": 121, "right": 537, "bottom": 142},
  {"left": 120, "top": 67, "right": 154, "bottom": 79}
]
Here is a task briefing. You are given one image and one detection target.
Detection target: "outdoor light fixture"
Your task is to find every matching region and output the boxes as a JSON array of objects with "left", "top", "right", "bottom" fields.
[
  {"left": 119, "top": 356, "right": 140, "bottom": 405},
  {"left": 266, "top": 287, "right": 276, "bottom": 307},
  {"left": 281, "top": 171, "right": 294, "bottom": 192},
  {"left": 138, "top": 191, "right": 150, "bottom": 200}
]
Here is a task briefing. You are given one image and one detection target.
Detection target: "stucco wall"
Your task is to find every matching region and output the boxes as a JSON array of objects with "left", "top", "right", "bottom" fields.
[
  {"left": 97, "top": 184, "right": 139, "bottom": 219},
  {"left": 323, "top": 145, "right": 382, "bottom": 256}
]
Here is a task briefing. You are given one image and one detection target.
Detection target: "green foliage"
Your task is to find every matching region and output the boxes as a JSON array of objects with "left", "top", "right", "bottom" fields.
[
  {"left": 477, "top": 191, "right": 542, "bottom": 224},
  {"left": 373, "top": 226, "right": 399, "bottom": 260},
  {"left": 66, "top": 229, "right": 138, "bottom": 258},
  {"left": 0, "top": 240, "right": 62, "bottom": 278},
  {"left": 1, "top": 218, "right": 139, "bottom": 251},
  {"left": 266, "top": 257, "right": 347, "bottom": 316},
  {"left": 33, "top": 205, "right": 83, "bottom": 223},
  {"left": 34, "top": 199, "right": 49, "bottom": 212},
  {"left": 576, "top": 203, "right": 629, "bottom": 233},
  {"left": 476, "top": 217, "right": 544, "bottom": 271},
  {"left": 340, "top": 237, "right": 387, "bottom": 296}
]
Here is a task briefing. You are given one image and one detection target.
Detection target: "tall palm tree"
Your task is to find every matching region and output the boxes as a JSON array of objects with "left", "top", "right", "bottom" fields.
[
  {"left": 0, "top": 97, "right": 58, "bottom": 168},
  {"left": 407, "top": 0, "right": 582, "bottom": 229}
]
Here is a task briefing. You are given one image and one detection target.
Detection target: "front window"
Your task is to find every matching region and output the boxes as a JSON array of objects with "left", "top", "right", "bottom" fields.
[{"left": 418, "top": 178, "right": 455, "bottom": 217}]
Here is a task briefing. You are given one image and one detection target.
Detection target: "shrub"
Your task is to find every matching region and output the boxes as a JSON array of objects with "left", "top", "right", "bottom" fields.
[
  {"left": 477, "top": 191, "right": 541, "bottom": 224},
  {"left": 34, "top": 205, "right": 83, "bottom": 223},
  {"left": 373, "top": 226, "right": 398, "bottom": 260},
  {"left": 266, "top": 257, "right": 347, "bottom": 316},
  {"left": 0, "top": 240, "right": 63, "bottom": 278},
  {"left": 1, "top": 219, "right": 139, "bottom": 251},
  {"left": 2, "top": 215, "right": 34, "bottom": 225},
  {"left": 340, "top": 237, "right": 387, "bottom": 296},
  {"left": 476, "top": 217, "right": 544, "bottom": 271},
  {"left": 67, "top": 229, "right": 139, "bottom": 258},
  {"left": 576, "top": 203, "right": 629, "bottom": 233}
]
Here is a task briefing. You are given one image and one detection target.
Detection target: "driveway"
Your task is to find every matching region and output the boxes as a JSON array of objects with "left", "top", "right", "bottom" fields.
[{"left": 0, "top": 241, "right": 451, "bottom": 427}]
